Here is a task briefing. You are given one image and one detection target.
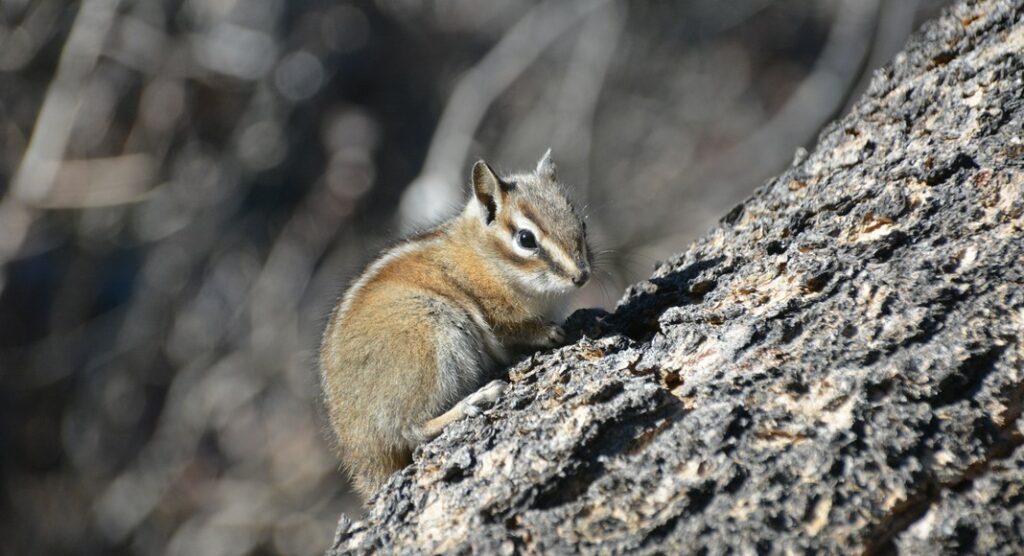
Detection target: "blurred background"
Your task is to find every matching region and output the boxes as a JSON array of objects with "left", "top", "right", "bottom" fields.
[{"left": 0, "top": 0, "right": 952, "bottom": 554}]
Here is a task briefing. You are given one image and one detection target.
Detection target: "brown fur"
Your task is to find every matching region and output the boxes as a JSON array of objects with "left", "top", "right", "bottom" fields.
[{"left": 320, "top": 153, "right": 590, "bottom": 501}]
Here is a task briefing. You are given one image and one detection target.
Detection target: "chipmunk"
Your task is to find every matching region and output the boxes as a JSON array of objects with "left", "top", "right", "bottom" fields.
[{"left": 320, "top": 150, "right": 591, "bottom": 500}]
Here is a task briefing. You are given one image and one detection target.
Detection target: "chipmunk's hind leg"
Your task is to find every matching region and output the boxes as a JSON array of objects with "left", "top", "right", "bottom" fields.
[
  {"left": 403, "top": 297, "right": 508, "bottom": 443},
  {"left": 409, "top": 379, "right": 507, "bottom": 442}
]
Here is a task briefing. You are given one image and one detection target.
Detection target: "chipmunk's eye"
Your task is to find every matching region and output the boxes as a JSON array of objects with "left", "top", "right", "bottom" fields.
[{"left": 515, "top": 229, "right": 538, "bottom": 250}]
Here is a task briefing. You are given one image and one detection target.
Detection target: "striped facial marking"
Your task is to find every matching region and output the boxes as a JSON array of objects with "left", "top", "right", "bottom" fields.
[{"left": 503, "top": 209, "right": 580, "bottom": 284}]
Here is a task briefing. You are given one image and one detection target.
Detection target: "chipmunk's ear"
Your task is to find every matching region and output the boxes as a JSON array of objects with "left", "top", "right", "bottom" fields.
[
  {"left": 536, "top": 148, "right": 557, "bottom": 181},
  {"left": 471, "top": 160, "right": 510, "bottom": 224}
]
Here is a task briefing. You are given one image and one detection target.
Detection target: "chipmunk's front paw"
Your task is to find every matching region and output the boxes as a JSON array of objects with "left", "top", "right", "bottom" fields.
[
  {"left": 461, "top": 379, "right": 507, "bottom": 417},
  {"left": 540, "top": 323, "right": 566, "bottom": 348}
]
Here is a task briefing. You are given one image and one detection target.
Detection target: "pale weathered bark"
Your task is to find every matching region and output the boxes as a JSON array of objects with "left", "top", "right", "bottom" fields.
[{"left": 331, "top": 0, "right": 1024, "bottom": 553}]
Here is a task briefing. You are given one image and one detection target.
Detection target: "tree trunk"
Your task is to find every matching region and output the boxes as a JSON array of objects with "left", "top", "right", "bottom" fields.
[{"left": 331, "top": 0, "right": 1024, "bottom": 553}]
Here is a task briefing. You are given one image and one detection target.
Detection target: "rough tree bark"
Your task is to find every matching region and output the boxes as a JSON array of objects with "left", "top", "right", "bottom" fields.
[{"left": 331, "top": 1, "right": 1024, "bottom": 553}]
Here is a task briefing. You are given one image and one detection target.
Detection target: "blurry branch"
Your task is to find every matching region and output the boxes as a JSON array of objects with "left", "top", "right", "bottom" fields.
[
  {"left": 694, "top": 0, "right": 880, "bottom": 207},
  {"left": 37, "top": 155, "right": 157, "bottom": 208},
  {"left": 0, "top": 0, "right": 63, "bottom": 71},
  {"left": 93, "top": 95, "right": 377, "bottom": 542},
  {"left": 647, "top": 0, "right": 881, "bottom": 245},
  {"left": 93, "top": 357, "right": 215, "bottom": 542},
  {"left": 494, "top": 0, "right": 626, "bottom": 198},
  {"left": 10, "top": 0, "right": 122, "bottom": 205},
  {"left": 1, "top": 0, "right": 123, "bottom": 284},
  {"left": 248, "top": 177, "right": 354, "bottom": 360},
  {"left": 700, "top": 0, "right": 777, "bottom": 35},
  {"left": 844, "top": 0, "right": 923, "bottom": 115},
  {"left": 548, "top": 0, "right": 627, "bottom": 198},
  {"left": 94, "top": 185, "right": 346, "bottom": 543},
  {"left": 397, "top": 0, "right": 616, "bottom": 230}
]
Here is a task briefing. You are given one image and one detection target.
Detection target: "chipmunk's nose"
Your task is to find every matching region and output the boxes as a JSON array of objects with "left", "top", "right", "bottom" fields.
[{"left": 572, "top": 268, "right": 590, "bottom": 287}]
